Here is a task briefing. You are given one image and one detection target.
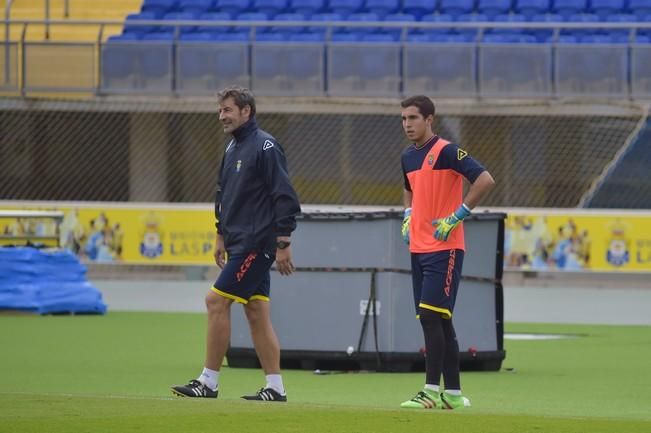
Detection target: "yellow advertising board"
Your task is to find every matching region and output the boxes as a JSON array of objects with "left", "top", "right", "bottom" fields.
[
  {"left": 3, "top": 202, "right": 651, "bottom": 272},
  {"left": 505, "top": 212, "right": 651, "bottom": 272},
  {"left": 0, "top": 203, "right": 217, "bottom": 265}
]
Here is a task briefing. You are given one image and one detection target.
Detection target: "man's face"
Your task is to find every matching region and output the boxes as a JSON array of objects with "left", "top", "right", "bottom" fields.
[
  {"left": 218, "top": 97, "right": 250, "bottom": 134},
  {"left": 401, "top": 105, "right": 432, "bottom": 143}
]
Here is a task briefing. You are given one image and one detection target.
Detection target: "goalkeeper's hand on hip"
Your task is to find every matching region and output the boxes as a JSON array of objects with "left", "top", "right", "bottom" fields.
[
  {"left": 401, "top": 208, "right": 411, "bottom": 244},
  {"left": 433, "top": 204, "right": 471, "bottom": 241}
]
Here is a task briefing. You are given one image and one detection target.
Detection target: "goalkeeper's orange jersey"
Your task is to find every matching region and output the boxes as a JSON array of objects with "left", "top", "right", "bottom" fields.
[{"left": 401, "top": 135, "right": 485, "bottom": 254}]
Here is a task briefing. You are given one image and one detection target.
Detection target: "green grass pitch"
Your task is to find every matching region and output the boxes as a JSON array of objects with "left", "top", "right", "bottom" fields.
[{"left": 1, "top": 312, "right": 650, "bottom": 433}]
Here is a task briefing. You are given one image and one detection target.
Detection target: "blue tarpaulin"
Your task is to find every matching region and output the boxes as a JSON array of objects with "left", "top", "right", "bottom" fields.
[{"left": 0, "top": 247, "right": 107, "bottom": 315}]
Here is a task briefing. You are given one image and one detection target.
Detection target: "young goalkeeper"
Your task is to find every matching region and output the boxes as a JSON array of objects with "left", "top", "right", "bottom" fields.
[{"left": 399, "top": 95, "right": 495, "bottom": 410}]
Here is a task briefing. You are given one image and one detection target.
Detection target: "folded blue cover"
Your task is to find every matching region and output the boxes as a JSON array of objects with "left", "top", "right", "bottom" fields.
[{"left": 0, "top": 248, "right": 107, "bottom": 315}]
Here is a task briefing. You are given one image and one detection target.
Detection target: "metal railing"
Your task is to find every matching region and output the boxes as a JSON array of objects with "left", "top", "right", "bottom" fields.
[{"left": 2, "top": 18, "right": 651, "bottom": 98}]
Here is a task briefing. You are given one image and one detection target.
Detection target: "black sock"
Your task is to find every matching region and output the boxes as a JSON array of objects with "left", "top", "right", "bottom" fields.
[
  {"left": 419, "top": 309, "right": 445, "bottom": 387},
  {"left": 442, "top": 318, "right": 461, "bottom": 391}
]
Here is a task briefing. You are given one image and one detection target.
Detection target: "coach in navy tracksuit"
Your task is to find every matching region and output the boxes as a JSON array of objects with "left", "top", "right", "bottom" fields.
[{"left": 172, "top": 87, "right": 300, "bottom": 402}]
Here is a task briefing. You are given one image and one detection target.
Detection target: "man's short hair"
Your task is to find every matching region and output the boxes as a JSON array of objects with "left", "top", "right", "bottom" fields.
[
  {"left": 401, "top": 95, "right": 435, "bottom": 119},
  {"left": 217, "top": 86, "right": 256, "bottom": 117}
]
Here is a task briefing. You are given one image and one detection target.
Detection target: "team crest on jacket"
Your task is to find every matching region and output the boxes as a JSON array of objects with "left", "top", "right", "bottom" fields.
[
  {"left": 236, "top": 160, "right": 242, "bottom": 172},
  {"left": 428, "top": 154, "right": 435, "bottom": 166}
]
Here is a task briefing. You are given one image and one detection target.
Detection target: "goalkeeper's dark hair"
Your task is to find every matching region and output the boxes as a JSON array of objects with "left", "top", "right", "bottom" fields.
[
  {"left": 217, "top": 86, "right": 256, "bottom": 117},
  {"left": 401, "top": 95, "right": 435, "bottom": 119}
]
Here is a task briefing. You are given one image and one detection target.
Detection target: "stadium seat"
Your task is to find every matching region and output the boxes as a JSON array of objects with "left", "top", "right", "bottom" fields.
[
  {"left": 162, "top": 12, "right": 200, "bottom": 35},
  {"left": 629, "top": 0, "right": 651, "bottom": 16},
  {"left": 364, "top": 0, "right": 401, "bottom": 18},
  {"left": 141, "top": 32, "right": 174, "bottom": 78},
  {"left": 272, "top": 13, "right": 307, "bottom": 33},
  {"left": 233, "top": 12, "right": 269, "bottom": 33},
  {"left": 418, "top": 14, "right": 454, "bottom": 37},
  {"left": 562, "top": 13, "right": 600, "bottom": 36},
  {"left": 478, "top": 0, "right": 513, "bottom": 18},
  {"left": 580, "top": 33, "right": 627, "bottom": 43},
  {"left": 529, "top": 13, "right": 563, "bottom": 41},
  {"left": 214, "top": 0, "right": 251, "bottom": 14},
  {"left": 330, "top": 32, "right": 363, "bottom": 42},
  {"left": 360, "top": 32, "right": 399, "bottom": 42},
  {"left": 328, "top": 0, "right": 364, "bottom": 16},
  {"left": 197, "top": 12, "right": 233, "bottom": 34},
  {"left": 483, "top": 32, "right": 536, "bottom": 41},
  {"left": 179, "top": 0, "right": 215, "bottom": 14},
  {"left": 590, "top": 0, "right": 626, "bottom": 19},
  {"left": 402, "top": 0, "right": 437, "bottom": 19},
  {"left": 344, "top": 13, "right": 381, "bottom": 35},
  {"left": 308, "top": 13, "right": 344, "bottom": 34},
  {"left": 439, "top": 0, "right": 476, "bottom": 17},
  {"left": 489, "top": 13, "right": 527, "bottom": 35},
  {"left": 255, "top": 32, "right": 287, "bottom": 41},
  {"left": 141, "top": 0, "right": 178, "bottom": 16},
  {"left": 213, "top": 31, "right": 250, "bottom": 41},
  {"left": 455, "top": 13, "right": 489, "bottom": 37},
  {"left": 516, "top": 0, "right": 550, "bottom": 17},
  {"left": 287, "top": 31, "right": 325, "bottom": 41},
  {"left": 288, "top": 0, "right": 325, "bottom": 15},
  {"left": 604, "top": 13, "right": 636, "bottom": 39},
  {"left": 381, "top": 13, "right": 416, "bottom": 39},
  {"left": 252, "top": 0, "right": 288, "bottom": 16},
  {"left": 552, "top": 0, "right": 588, "bottom": 18},
  {"left": 124, "top": 12, "right": 160, "bottom": 35}
]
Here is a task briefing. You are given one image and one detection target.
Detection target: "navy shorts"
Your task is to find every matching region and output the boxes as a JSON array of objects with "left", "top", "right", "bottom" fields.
[
  {"left": 212, "top": 252, "right": 275, "bottom": 304},
  {"left": 411, "top": 249, "right": 464, "bottom": 319}
]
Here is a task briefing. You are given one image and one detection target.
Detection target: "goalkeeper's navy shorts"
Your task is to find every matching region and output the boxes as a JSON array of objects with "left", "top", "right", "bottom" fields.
[
  {"left": 212, "top": 251, "right": 275, "bottom": 304},
  {"left": 410, "top": 249, "right": 464, "bottom": 319}
]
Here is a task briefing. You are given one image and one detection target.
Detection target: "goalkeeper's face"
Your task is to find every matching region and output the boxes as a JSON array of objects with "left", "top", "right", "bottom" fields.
[
  {"left": 401, "top": 106, "right": 432, "bottom": 144},
  {"left": 218, "top": 97, "right": 251, "bottom": 134}
]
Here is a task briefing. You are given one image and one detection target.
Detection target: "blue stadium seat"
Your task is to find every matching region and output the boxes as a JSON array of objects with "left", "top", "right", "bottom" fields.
[
  {"left": 213, "top": 31, "right": 250, "bottom": 40},
  {"left": 328, "top": 0, "right": 364, "bottom": 15},
  {"left": 179, "top": 0, "right": 215, "bottom": 14},
  {"left": 330, "top": 32, "right": 363, "bottom": 42},
  {"left": 255, "top": 31, "right": 287, "bottom": 41},
  {"left": 478, "top": 0, "right": 513, "bottom": 18},
  {"left": 287, "top": 31, "right": 325, "bottom": 41},
  {"left": 552, "top": 0, "right": 587, "bottom": 17},
  {"left": 604, "top": 13, "right": 636, "bottom": 38},
  {"left": 456, "top": 13, "right": 489, "bottom": 37},
  {"left": 381, "top": 13, "right": 416, "bottom": 39},
  {"left": 197, "top": 12, "right": 233, "bottom": 33},
  {"left": 344, "top": 13, "right": 381, "bottom": 35},
  {"left": 515, "top": 0, "right": 550, "bottom": 17},
  {"left": 288, "top": 0, "right": 325, "bottom": 15},
  {"left": 124, "top": 12, "right": 160, "bottom": 34},
  {"left": 580, "top": 33, "right": 627, "bottom": 43},
  {"left": 252, "top": 0, "right": 288, "bottom": 16},
  {"left": 563, "top": 13, "right": 599, "bottom": 36},
  {"left": 163, "top": 12, "right": 200, "bottom": 35},
  {"left": 489, "top": 13, "right": 527, "bottom": 34},
  {"left": 308, "top": 13, "right": 343, "bottom": 34},
  {"left": 361, "top": 32, "right": 399, "bottom": 41},
  {"left": 214, "top": 0, "right": 251, "bottom": 14},
  {"left": 418, "top": 14, "right": 454, "bottom": 37},
  {"left": 483, "top": 32, "right": 536, "bottom": 41},
  {"left": 439, "top": 0, "right": 476, "bottom": 17},
  {"left": 402, "top": 0, "right": 437, "bottom": 18},
  {"left": 529, "top": 13, "right": 562, "bottom": 41},
  {"left": 272, "top": 13, "right": 307, "bottom": 33},
  {"left": 590, "top": 0, "right": 625, "bottom": 18},
  {"left": 629, "top": 0, "right": 651, "bottom": 16},
  {"left": 364, "top": 0, "right": 400, "bottom": 18},
  {"left": 234, "top": 12, "right": 269, "bottom": 33},
  {"left": 141, "top": 0, "right": 178, "bottom": 16}
]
